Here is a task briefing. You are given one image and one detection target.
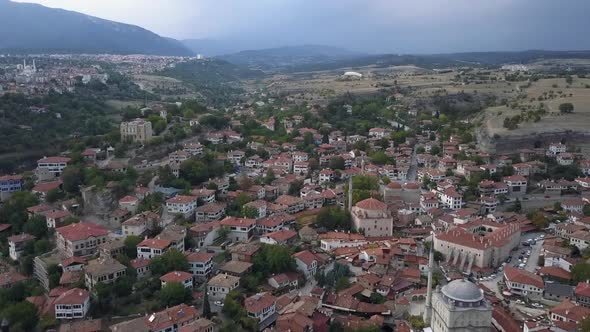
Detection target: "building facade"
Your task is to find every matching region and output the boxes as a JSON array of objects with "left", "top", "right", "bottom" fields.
[{"left": 120, "top": 118, "right": 153, "bottom": 143}]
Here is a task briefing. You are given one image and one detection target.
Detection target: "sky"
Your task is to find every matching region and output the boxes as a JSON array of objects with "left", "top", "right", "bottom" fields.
[{"left": 12, "top": 0, "right": 590, "bottom": 54}]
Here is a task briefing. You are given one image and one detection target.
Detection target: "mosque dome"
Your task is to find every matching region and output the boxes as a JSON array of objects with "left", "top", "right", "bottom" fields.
[{"left": 441, "top": 279, "right": 484, "bottom": 302}]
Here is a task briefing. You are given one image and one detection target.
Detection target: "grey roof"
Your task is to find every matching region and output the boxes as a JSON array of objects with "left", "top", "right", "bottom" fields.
[
  {"left": 442, "top": 279, "right": 484, "bottom": 302},
  {"left": 544, "top": 282, "right": 574, "bottom": 297}
]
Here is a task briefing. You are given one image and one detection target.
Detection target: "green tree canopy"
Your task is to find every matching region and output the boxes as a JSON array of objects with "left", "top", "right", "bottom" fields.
[
  {"left": 159, "top": 282, "right": 192, "bottom": 307},
  {"left": 252, "top": 244, "right": 295, "bottom": 277},
  {"left": 315, "top": 207, "right": 351, "bottom": 231},
  {"left": 149, "top": 249, "right": 189, "bottom": 276}
]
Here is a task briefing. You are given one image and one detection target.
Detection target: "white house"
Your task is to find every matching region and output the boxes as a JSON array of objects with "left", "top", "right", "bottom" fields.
[
  {"left": 439, "top": 187, "right": 463, "bottom": 210},
  {"left": 187, "top": 252, "right": 215, "bottom": 279},
  {"left": 293, "top": 250, "right": 318, "bottom": 280},
  {"left": 166, "top": 195, "right": 198, "bottom": 218},
  {"left": 54, "top": 288, "right": 90, "bottom": 320},
  {"left": 245, "top": 293, "right": 277, "bottom": 326},
  {"left": 207, "top": 274, "right": 240, "bottom": 301},
  {"left": 8, "top": 233, "right": 35, "bottom": 261},
  {"left": 504, "top": 267, "right": 544, "bottom": 299},
  {"left": 136, "top": 238, "right": 172, "bottom": 259},
  {"left": 160, "top": 271, "right": 193, "bottom": 289}
]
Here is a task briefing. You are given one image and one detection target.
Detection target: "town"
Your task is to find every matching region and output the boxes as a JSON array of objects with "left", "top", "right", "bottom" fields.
[
  {"left": 1, "top": 1, "right": 590, "bottom": 332},
  {"left": 1, "top": 52, "right": 590, "bottom": 332}
]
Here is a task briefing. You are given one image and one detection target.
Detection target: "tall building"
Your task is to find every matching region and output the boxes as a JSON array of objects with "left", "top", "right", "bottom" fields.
[
  {"left": 351, "top": 198, "right": 393, "bottom": 237},
  {"left": 433, "top": 220, "right": 520, "bottom": 275},
  {"left": 429, "top": 279, "right": 492, "bottom": 332},
  {"left": 120, "top": 118, "right": 153, "bottom": 143}
]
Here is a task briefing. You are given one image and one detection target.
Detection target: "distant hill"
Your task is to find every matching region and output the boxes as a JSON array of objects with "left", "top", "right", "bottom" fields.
[
  {"left": 218, "top": 45, "right": 365, "bottom": 71},
  {"left": 277, "top": 50, "right": 590, "bottom": 73},
  {"left": 182, "top": 39, "right": 244, "bottom": 57},
  {"left": 0, "top": 0, "right": 192, "bottom": 56}
]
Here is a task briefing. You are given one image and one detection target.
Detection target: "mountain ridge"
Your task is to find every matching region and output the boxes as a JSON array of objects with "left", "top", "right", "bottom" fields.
[{"left": 0, "top": 0, "right": 192, "bottom": 56}]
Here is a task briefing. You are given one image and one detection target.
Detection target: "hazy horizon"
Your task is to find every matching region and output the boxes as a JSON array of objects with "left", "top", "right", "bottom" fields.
[{"left": 12, "top": 0, "right": 590, "bottom": 54}]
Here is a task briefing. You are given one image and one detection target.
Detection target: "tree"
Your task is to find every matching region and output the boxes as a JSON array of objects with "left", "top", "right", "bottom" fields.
[
  {"left": 45, "top": 189, "right": 64, "bottom": 203},
  {"left": 572, "top": 262, "right": 590, "bottom": 283},
  {"left": 370, "top": 151, "right": 391, "bottom": 165},
  {"left": 510, "top": 199, "right": 522, "bottom": 213},
  {"left": 159, "top": 282, "right": 192, "bottom": 307},
  {"left": 318, "top": 262, "right": 352, "bottom": 291},
  {"left": 315, "top": 207, "right": 351, "bottom": 231},
  {"left": 288, "top": 180, "right": 304, "bottom": 195},
  {"left": 329, "top": 156, "right": 345, "bottom": 170},
  {"left": 580, "top": 315, "right": 590, "bottom": 332},
  {"left": 263, "top": 168, "right": 276, "bottom": 185},
  {"left": 369, "top": 292, "right": 385, "bottom": 304},
  {"left": 434, "top": 250, "right": 444, "bottom": 262},
  {"left": 149, "top": 249, "right": 189, "bottom": 276},
  {"left": 202, "top": 286, "right": 212, "bottom": 319},
  {"left": 137, "top": 192, "right": 164, "bottom": 213},
  {"left": 584, "top": 204, "right": 590, "bottom": 217},
  {"left": 47, "top": 264, "right": 62, "bottom": 289},
  {"left": 252, "top": 244, "right": 295, "bottom": 277},
  {"left": 23, "top": 215, "right": 48, "bottom": 238},
  {"left": 409, "top": 316, "right": 425, "bottom": 330},
  {"left": 528, "top": 211, "right": 550, "bottom": 229},
  {"left": 1, "top": 301, "right": 39, "bottom": 331},
  {"left": 61, "top": 166, "right": 84, "bottom": 194},
  {"left": 335, "top": 277, "right": 351, "bottom": 292},
  {"left": 559, "top": 102, "right": 574, "bottom": 113},
  {"left": 124, "top": 235, "right": 142, "bottom": 258},
  {"left": 112, "top": 276, "right": 133, "bottom": 297},
  {"left": 241, "top": 206, "right": 258, "bottom": 219}
]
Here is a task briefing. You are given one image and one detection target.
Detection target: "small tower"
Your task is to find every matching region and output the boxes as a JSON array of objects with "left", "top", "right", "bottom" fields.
[
  {"left": 423, "top": 244, "right": 435, "bottom": 324},
  {"left": 347, "top": 176, "right": 353, "bottom": 212}
]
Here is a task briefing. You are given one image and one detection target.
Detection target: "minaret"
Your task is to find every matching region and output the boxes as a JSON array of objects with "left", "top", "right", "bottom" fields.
[
  {"left": 347, "top": 176, "right": 353, "bottom": 212},
  {"left": 423, "top": 244, "right": 434, "bottom": 324},
  {"left": 33, "top": 59, "right": 36, "bottom": 72}
]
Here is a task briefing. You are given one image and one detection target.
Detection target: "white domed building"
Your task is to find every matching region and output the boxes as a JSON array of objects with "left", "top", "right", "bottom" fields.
[
  {"left": 430, "top": 279, "right": 492, "bottom": 332},
  {"left": 351, "top": 198, "right": 392, "bottom": 237}
]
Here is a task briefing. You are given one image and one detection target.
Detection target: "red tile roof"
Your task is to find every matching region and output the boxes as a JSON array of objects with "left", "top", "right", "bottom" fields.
[
  {"left": 294, "top": 250, "right": 317, "bottom": 266},
  {"left": 550, "top": 299, "right": 590, "bottom": 323},
  {"left": 138, "top": 238, "right": 171, "bottom": 250},
  {"left": 38, "top": 156, "right": 71, "bottom": 163},
  {"left": 119, "top": 195, "right": 139, "bottom": 203},
  {"left": 130, "top": 258, "right": 150, "bottom": 269},
  {"left": 0, "top": 175, "right": 22, "bottom": 181},
  {"left": 220, "top": 216, "right": 256, "bottom": 228},
  {"left": 355, "top": 198, "right": 387, "bottom": 210},
  {"left": 244, "top": 292, "right": 276, "bottom": 314},
  {"left": 56, "top": 222, "right": 108, "bottom": 242},
  {"left": 32, "top": 180, "right": 62, "bottom": 193},
  {"left": 160, "top": 271, "right": 193, "bottom": 283},
  {"left": 8, "top": 233, "right": 35, "bottom": 243},
  {"left": 575, "top": 282, "right": 590, "bottom": 297},
  {"left": 262, "top": 229, "right": 297, "bottom": 243},
  {"left": 504, "top": 267, "right": 544, "bottom": 289},
  {"left": 538, "top": 266, "right": 571, "bottom": 280},
  {"left": 0, "top": 271, "right": 27, "bottom": 287},
  {"left": 186, "top": 252, "right": 215, "bottom": 263},
  {"left": 54, "top": 288, "right": 89, "bottom": 305},
  {"left": 166, "top": 195, "right": 196, "bottom": 204}
]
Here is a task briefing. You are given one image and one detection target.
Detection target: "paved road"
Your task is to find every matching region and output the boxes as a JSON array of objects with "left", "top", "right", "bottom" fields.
[
  {"left": 526, "top": 239, "right": 544, "bottom": 273},
  {"left": 479, "top": 232, "right": 544, "bottom": 299}
]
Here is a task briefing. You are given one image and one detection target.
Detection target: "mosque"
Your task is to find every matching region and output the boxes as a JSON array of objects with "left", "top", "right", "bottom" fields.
[{"left": 423, "top": 249, "right": 492, "bottom": 332}]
